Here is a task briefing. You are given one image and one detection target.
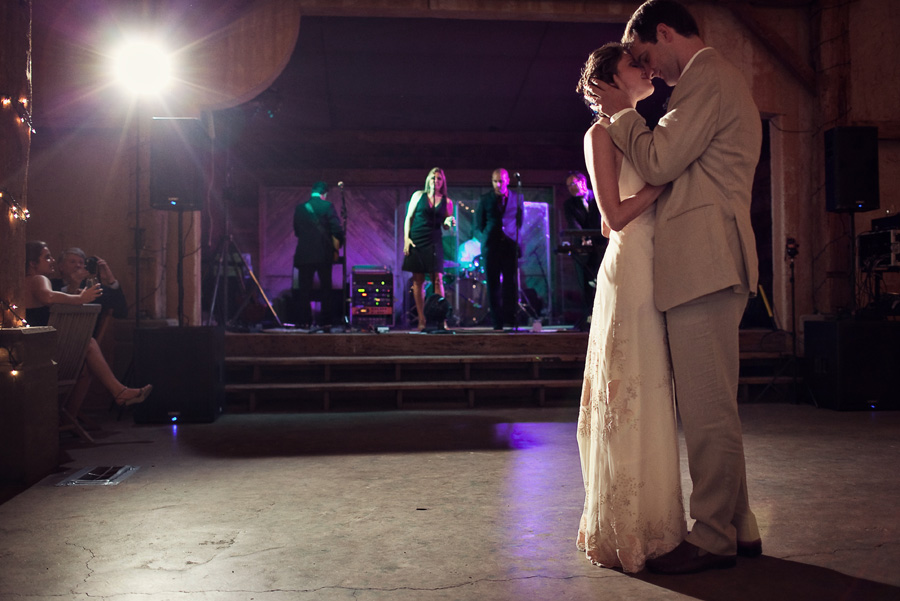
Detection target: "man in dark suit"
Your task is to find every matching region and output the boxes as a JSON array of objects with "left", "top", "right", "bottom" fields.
[
  {"left": 474, "top": 168, "right": 523, "bottom": 330},
  {"left": 562, "top": 171, "right": 606, "bottom": 329},
  {"left": 292, "top": 181, "right": 345, "bottom": 328}
]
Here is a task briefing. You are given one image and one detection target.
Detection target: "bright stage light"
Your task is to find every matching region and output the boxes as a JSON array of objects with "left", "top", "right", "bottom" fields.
[{"left": 112, "top": 39, "right": 173, "bottom": 96}]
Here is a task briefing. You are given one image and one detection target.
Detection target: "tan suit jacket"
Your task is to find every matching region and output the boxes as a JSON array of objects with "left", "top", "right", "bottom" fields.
[{"left": 608, "top": 48, "right": 761, "bottom": 312}]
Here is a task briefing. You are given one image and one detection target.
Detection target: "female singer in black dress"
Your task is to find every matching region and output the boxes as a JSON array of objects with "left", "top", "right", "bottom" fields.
[{"left": 402, "top": 167, "right": 455, "bottom": 330}]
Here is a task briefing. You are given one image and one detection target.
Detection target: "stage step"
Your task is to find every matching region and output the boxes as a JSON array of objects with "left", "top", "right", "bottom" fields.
[
  {"left": 221, "top": 329, "right": 801, "bottom": 412},
  {"left": 225, "top": 378, "right": 585, "bottom": 410},
  {"left": 225, "top": 352, "right": 586, "bottom": 410}
]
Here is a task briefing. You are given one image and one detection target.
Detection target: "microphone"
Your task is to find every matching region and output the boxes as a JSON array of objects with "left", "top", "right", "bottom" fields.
[{"left": 337, "top": 181, "right": 344, "bottom": 188}]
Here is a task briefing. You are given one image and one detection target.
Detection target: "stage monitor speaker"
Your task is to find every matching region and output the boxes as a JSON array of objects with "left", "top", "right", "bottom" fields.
[
  {"left": 824, "top": 126, "right": 879, "bottom": 213},
  {"left": 133, "top": 326, "right": 224, "bottom": 423},
  {"left": 804, "top": 320, "right": 900, "bottom": 410},
  {"left": 150, "top": 118, "right": 209, "bottom": 211}
]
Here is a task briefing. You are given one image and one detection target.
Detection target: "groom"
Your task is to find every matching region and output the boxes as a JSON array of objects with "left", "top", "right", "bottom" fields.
[{"left": 587, "top": 0, "right": 763, "bottom": 574}]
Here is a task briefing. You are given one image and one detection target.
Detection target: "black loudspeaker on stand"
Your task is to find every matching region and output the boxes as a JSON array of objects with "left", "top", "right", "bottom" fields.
[
  {"left": 150, "top": 118, "right": 208, "bottom": 211},
  {"left": 824, "top": 126, "right": 880, "bottom": 315},
  {"left": 824, "top": 126, "right": 879, "bottom": 214},
  {"left": 133, "top": 326, "right": 225, "bottom": 423}
]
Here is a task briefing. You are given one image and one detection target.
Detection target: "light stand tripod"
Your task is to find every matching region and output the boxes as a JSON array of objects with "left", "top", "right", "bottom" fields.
[
  {"left": 786, "top": 239, "right": 817, "bottom": 406},
  {"left": 772, "top": 238, "right": 818, "bottom": 407},
  {"left": 208, "top": 234, "right": 282, "bottom": 329},
  {"left": 755, "top": 238, "right": 816, "bottom": 405},
  {"left": 207, "top": 186, "right": 281, "bottom": 329}
]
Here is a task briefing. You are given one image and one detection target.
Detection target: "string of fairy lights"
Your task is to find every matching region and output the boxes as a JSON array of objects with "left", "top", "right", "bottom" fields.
[
  {"left": 1, "top": 95, "right": 33, "bottom": 224},
  {"left": 2, "top": 94, "right": 36, "bottom": 133},
  {"left": 1, "top": 188, "right": 30, "bottom": 222},
  {"left": 1, "top": 94, "right": 33, "bottom": 339}
]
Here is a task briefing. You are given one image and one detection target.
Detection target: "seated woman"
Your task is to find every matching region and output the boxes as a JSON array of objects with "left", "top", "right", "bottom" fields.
[{"left": 23, "top": 240, "right": 152, "bottom": 406}]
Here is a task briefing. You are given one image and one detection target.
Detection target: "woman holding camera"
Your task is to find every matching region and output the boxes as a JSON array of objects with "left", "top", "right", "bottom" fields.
[{"left": 24, "top": 241, "right": 152, "bottom": 406}]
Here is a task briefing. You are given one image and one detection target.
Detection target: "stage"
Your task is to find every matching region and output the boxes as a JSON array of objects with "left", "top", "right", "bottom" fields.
[
  {"left": 218, "top": 326, "right": 791, "bottom": 413},
  {"left": 223, "top": 326, "right": 590, "bottom": 412}
]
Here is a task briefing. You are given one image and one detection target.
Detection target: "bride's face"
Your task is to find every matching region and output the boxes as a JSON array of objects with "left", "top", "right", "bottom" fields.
[{"left": 616, "top": 53, "right": 654, "bottom": 104}]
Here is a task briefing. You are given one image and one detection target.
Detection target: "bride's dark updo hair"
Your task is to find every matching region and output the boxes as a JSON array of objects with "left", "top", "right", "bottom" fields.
[
  {"left": 25, "top": 240, "right": 48, "bottom": 272},
  {"left": 576, "top": 42, "right": 626, "bottom": 118}
]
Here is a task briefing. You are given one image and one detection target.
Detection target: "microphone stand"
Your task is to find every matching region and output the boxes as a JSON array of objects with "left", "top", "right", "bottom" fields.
[
  {"left": 514, "top": 172, "right": 525, "bottom": 331},
  {"left": 338, "top": 181, "right": 349, "bottom": 328}
]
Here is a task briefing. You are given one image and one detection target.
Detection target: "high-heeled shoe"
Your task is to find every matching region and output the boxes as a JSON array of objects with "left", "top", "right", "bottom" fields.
[{"left": 115, "top": 384, "right": 153, "bottom": 407}]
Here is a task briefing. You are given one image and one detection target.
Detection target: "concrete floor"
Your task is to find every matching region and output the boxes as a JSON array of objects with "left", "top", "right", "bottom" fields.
[{"left": 1, "top": 401, "right": 899, "bottom": 601}]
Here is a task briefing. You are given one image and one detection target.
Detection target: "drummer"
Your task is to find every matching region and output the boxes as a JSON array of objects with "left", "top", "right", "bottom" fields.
[{"left": 562, "top": 171, "right": 606, "bottom": 330}]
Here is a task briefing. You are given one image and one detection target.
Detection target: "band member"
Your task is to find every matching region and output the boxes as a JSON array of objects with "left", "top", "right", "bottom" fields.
[
  {"left": 293, "top": 181, "right": 345, "bottom": 329},
  {"left": 562, "top": 171, "right": 606, "bottom": 330},
  {"left": 402, "top": 167, "right": 455, "bottom": 330},
  {"left": 474, "top": 168, "right": 523, "bottom": 330}
]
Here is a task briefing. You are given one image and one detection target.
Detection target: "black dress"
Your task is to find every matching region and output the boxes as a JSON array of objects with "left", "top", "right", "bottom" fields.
[{"left": 402, "top": 193, "right": 448, "bottom": 274}]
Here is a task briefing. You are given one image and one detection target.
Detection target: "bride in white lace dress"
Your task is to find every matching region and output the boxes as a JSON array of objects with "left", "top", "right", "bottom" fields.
[{"left": 574, "top": 43, "right": 686, "bottom": 573}]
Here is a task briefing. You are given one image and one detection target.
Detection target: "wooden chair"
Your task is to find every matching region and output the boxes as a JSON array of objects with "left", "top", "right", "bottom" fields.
[
  {"left": 63, "top": 309, "right": 116, "bottom": 429},
  {"left": 48, "top": 304, "right": 100, "bottom": 443}
]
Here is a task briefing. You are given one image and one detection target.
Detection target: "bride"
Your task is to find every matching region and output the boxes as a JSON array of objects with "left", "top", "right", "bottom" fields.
[{"left": 574, "top": 42, "right": 686, "bottom": 572}]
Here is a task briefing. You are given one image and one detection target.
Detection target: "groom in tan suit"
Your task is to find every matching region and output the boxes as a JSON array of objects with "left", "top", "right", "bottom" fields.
[{"left": 588, "top": 0, "right": 762, "bottom": 574}]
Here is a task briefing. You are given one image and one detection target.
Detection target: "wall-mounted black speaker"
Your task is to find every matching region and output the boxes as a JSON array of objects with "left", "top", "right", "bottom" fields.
[
  {"left": 133, "top": 326, "right": 225, "bottom": 423},
  {"left": 150, "top": 118, "right": 209, "bottom": 211},
  {"left": 824, "top": 126, "right": 879, "bottom": 213}
]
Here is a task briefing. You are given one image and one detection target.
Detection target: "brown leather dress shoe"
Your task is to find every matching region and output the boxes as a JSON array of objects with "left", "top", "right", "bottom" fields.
[
  {"left": 737, "top": 539, "right": 763, "bottom": 558},
  {"left": 646, "top": 540, "right": 737, "bottom": 574}
]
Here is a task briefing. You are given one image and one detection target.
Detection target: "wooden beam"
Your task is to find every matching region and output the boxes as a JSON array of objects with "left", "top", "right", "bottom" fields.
[{"left": 294, "top": 0, "right": 640, "bottom": 23}]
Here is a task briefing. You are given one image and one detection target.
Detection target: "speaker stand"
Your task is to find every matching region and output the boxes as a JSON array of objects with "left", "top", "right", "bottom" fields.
[{"left": 849, "top": 211, "right": 857, "bottom": 315}]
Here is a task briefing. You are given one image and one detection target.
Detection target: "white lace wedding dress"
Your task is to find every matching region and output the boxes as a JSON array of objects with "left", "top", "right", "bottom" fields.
[{"left": 576, "top": 158, "right": 686, "bottom": 573}]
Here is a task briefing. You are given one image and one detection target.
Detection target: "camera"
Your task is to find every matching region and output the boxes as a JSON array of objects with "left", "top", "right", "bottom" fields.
[{"left": 85, "top": 256, "right": 99, "bottom": 275}]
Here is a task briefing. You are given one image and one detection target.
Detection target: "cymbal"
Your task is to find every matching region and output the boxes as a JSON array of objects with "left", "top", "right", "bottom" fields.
[{"left": 560, "top": 229, "right": 606, "bottom": 237}]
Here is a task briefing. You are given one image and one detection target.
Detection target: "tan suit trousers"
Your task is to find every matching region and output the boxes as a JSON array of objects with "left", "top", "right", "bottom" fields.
[{"left": 666, "top": 286, "right": 760, "bottom": 556}]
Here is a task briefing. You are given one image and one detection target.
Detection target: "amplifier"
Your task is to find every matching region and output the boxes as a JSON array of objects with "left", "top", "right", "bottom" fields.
[
  {"left": 351, "top": 267, "right": 393, "bottom": 326},
  {"left": 858, "top": 230, "right": 900, "bottom": 271},
  {"left": 804, "top": 320, "right": 900, "bottom": 410},
  {"left": 872, "top": 213, "right": 900, "bottom": 231},
  {"left": 133, "top": 326, "right": 224, "bottom": 423}
]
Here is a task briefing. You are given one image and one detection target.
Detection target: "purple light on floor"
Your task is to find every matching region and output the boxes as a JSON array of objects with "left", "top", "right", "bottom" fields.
[{"left": 493, "top": 422, "right": 543, "bottom": 450}]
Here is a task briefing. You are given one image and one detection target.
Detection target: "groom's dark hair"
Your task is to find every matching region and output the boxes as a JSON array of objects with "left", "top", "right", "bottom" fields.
[{"left": 623, "top": 0, "right": 700, "bottom": 47}]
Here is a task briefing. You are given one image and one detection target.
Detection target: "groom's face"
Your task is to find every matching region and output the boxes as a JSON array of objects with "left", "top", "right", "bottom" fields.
[{"left": 629, "top": 24, "right": 681, "bottom": 86}]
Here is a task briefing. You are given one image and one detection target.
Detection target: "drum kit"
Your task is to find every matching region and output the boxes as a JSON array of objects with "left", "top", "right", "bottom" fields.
[
  {"left": 445, "top": 255, "right": 487, "bottom": 326},
  {"left": 403, "top": 254, "right": 488, "bottom": 328}
]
